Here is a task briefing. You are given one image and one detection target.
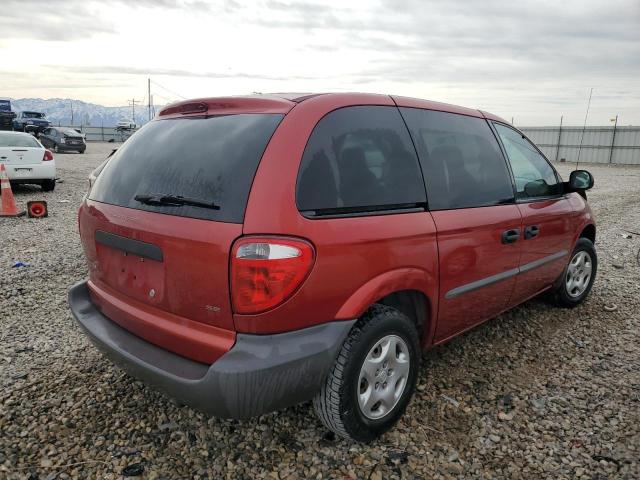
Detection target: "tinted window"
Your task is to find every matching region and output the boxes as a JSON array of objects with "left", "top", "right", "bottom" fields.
[
  {"left": 400, "top": 108, "right": 514, "bottom": 210},
  {"left": 0, "top": 132, "right": 40, "bottom": 148},
  {"left": 89, "top": 114, "right": 283, "bottom": 223},
  {"left": 494, "top": 124, "right": 560, "bottom": 199},
  {"left": 296, "top": 106, "right": 426, "bottom": 213}
]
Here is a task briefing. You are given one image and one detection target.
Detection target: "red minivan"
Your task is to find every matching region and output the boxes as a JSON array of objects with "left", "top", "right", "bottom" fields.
[{"left": 69, "top": 93, "right": 596, "bottom": 441}]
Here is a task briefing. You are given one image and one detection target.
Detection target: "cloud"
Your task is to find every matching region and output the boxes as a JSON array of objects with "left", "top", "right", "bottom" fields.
[
  {"left": 2, "top": 0, "right": 640, "bottom": 123},
  {"left": 0, "top": 0, "right": 223, "bottom": 40},
  {"left": 0, "top": 0, "right": 115, "bottom": 40},
  {"left": 44, "top": 65, "right": 325, "bottom": 82}
]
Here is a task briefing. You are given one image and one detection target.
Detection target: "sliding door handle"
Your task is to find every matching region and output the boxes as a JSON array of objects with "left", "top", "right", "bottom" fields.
[
  {"left": 502, "top": 228, "right": 520, "bottom": 244},
  {"left": 524, "top": 225, "right": 540, "bottom": 239}
]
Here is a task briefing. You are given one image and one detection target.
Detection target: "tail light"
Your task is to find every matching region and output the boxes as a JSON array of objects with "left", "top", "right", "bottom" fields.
[
  {"left": 43, "top": 150, "right": 54, "bottom": 161},
  {"left": 231, "top": 237, "right": 315, "bottom": 314}
]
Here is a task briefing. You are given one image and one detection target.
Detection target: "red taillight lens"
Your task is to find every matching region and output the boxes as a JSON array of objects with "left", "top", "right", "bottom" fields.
[
  {"left": 231, "top": 237, "right": 315, "bottom": 315},
  {"left": 43, "top": 150, "right": 54, "bottom": 161}
]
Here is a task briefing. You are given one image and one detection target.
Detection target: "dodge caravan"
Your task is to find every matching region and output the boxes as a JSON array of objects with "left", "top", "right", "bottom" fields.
[{"left": 69, "top": 93, "right": 596, "bottom": 441}]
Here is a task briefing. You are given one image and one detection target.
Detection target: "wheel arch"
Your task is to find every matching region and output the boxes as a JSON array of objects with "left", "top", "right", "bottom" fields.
[
  {"left": 579, "top": 223, "right": 596, "bottom": 244},
  {"left": 335, "top": 268, "right": 437, "bottom": 348}
]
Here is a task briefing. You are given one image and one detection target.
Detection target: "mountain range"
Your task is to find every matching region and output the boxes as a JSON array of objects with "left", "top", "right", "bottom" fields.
[{"left": 6, "top": 98, "right": 162, "bottom": 127}]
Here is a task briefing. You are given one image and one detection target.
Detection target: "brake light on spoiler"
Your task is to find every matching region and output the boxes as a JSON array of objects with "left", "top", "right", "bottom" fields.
[{"left": 159, "top": 102, "right": 208, "bottom": 116}]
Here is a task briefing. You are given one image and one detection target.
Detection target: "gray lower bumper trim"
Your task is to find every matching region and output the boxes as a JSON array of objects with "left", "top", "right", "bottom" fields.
[{"left": 68, "top": 281, "right": 355, "bottom": 419}]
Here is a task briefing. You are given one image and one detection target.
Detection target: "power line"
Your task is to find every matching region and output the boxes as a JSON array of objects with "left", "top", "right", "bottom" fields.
[
  {"left": 150, "top": 80, "right": 186, "bottom": 100},
  {"left": 152, "top": 92, "right": 180, "bottom": 104}
]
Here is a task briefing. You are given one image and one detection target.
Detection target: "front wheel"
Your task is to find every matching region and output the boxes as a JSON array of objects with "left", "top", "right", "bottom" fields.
[
  {"left": 313, "top": 305, "right": 420, "bottom": 442},
  {"left": 53, "top": 144, "right": 60, "bottom": 153},
  {"left": 551, "top": 237, "right": 597, "bottom": 307}
]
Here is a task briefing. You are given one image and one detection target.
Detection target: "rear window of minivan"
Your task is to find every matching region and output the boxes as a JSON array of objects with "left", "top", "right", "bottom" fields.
[{"left": 89, "top": 114, "right": 283, "bottom": 223}]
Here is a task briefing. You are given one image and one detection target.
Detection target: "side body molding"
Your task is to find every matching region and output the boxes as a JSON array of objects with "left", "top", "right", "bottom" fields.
[{"left": 445, "top": 250, "right": 569, "bottom": 300}]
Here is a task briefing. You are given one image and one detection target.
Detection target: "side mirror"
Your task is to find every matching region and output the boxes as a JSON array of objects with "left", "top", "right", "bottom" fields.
[{"left": 569, "top": 170, "right": 594, "bottom": 191}]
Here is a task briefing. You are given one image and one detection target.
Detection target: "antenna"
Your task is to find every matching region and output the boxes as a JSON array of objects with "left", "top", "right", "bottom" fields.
[{"left": 576, "top": 88, "right": 593, "bottom": 170}]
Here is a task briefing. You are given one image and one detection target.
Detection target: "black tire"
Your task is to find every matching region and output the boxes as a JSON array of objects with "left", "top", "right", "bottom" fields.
[
  {"left": 53, "top": 144, "right": 60, "bottom": 153},
  {"left": 41, "top": 179, "right": 56, "bottom": 192},
  {"left": 550, "top": 237, "right": 597, "bottom": 308},
  {"left": 313, "top": 304, "right": 420, "bottom": 442},
  {"left": 79, "top": 149, "right": 85, "bottom": 154}
]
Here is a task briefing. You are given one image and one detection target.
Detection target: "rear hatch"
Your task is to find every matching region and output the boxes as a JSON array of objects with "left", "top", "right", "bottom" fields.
[
  {"left": 59, "top": 128, "right": 85, "bottom": 146},
  {"left": 0, "top": 132, "right": 44, "bottom": 166},
  {"left": 79, "top": 102, "right": 288, "bottom": 362}
]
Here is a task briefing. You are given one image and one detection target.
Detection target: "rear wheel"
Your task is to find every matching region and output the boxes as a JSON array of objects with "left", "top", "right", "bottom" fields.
[
  {"left": 313, "top": 305, "right": 420, "bottom": 442},
  {"left": 41, "top": 179, "right": 56, "bottom": 192},
  {"left": 550, "top": 237, "right": 597, "bottom": 307}
]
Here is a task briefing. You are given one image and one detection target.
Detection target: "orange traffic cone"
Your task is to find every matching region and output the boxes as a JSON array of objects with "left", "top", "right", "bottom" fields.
[
  {"left": 0, "top": 163, "right": 24, "bottom": 217},
  {"left": 27, "top": 200, "right": 48, "bottom": 218}
]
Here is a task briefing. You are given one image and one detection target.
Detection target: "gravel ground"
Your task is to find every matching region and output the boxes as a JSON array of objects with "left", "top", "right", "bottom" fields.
[{"left": 1, "top": 143, "right": 639, "bottom": 479}]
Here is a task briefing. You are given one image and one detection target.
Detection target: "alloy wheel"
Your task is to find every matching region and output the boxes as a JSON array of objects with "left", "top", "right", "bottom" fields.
[{"left": 565, "top": 251, "right": 592, "bottom": 298}]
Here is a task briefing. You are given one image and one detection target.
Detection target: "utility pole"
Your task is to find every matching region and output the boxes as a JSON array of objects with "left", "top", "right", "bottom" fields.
[
  {"left": 70, "top": 100, "right": 74, "bottom": 126},
  {"left": 148, "top": 78, "right": 151, "bottom": 122},
  {"left": 128, "top": 98, "right": 140, "bottom": 123},
  {"left": 609, "top": 114, "right": 618, "bottom": 164}
]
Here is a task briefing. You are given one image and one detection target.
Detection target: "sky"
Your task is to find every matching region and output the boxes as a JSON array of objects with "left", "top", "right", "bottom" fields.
[{"left": 1, "top": 0, "right": 639, "bottom": 125}]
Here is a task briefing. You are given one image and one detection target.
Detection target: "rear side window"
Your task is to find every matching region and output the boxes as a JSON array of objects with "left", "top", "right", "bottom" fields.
[
  {"left": 494, "top": 123, "right": 561, "bottom": 199},
  {"left": 0, "top": 133, "right": 40, "bottom": 148},
  {"left": 400, "top": 108, "right": 514, "bottom": 210},
  {"left": 296, "top": 106, "right": 426, "bottom": 214},
  {"left": 89, "top": 114, "right": 283, "bottom": 223}
]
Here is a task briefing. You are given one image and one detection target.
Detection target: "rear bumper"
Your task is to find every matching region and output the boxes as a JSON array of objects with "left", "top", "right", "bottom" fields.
[
  {"left": 23, "top": 124, "right": 50, "bottom": 133},
  {"left": 4, "top": 163, "right": 55, "bottom": 182},
  {"left": 68, "top": 281, "right": 355, "bottom": 419}
]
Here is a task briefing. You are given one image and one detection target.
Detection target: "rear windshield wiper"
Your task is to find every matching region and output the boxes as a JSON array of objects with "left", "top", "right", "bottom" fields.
[{"left": 134, "top": 193, "right": 220, "bottom": 210}]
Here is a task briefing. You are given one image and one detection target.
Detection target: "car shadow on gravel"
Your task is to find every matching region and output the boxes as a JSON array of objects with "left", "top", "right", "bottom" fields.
[{"left": 7, "top": 184, "right": 44, "bottom": 195}]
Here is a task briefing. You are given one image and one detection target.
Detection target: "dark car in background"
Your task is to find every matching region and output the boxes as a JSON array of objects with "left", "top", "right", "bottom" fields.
[
  {"left": 0, "top": 100, "right": 17, "bottom": 131},
  {"left": 13, "top": 111, "right": 51, "bottom": 133},
  {"left": 40, "top": 127, "right": 86, "bottom": 153}
]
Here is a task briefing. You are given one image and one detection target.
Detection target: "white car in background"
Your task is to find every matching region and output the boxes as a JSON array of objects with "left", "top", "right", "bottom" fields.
[
  {"left": 0, "top": 131, "right": 56, "bottom": 191},
  {"left": 116, "top": 119, "right": 136, "bottom": 130}
]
